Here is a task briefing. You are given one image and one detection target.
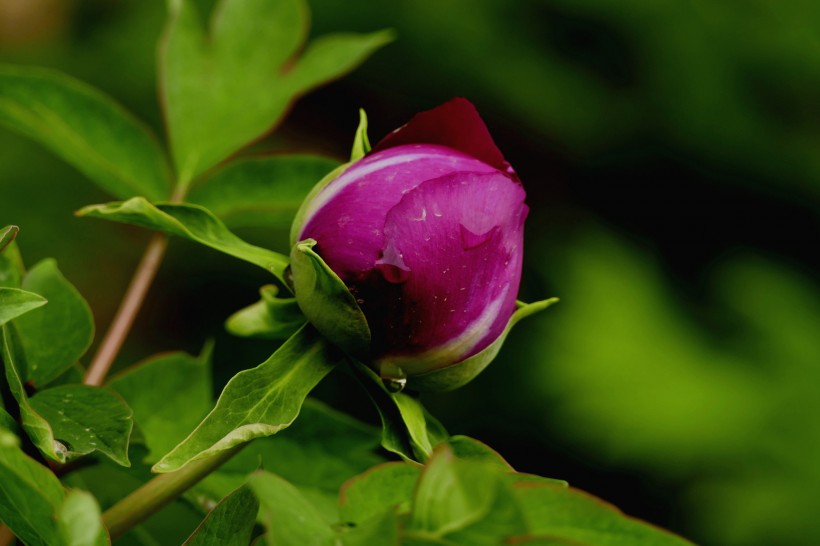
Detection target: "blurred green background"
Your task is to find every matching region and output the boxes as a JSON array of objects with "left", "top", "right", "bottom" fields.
[{"left": 1, "top": 1, "right": 819, "bottom": 545}]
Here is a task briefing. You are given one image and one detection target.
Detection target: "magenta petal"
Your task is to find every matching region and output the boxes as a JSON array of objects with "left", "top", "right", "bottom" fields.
[
  {"left": 299, "top": 144, "right": 497, "bottom": 281},
  {"left": 372, "top": 98, "right": 517, "bottom": 180},
  {"left": 364, "top": 171, "right": 527, "bottom": 365}
]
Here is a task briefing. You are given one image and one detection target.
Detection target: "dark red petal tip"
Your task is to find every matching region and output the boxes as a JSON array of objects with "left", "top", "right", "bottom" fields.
[{"left": 373, "top": 98, "right": 516, "bottom": 179}]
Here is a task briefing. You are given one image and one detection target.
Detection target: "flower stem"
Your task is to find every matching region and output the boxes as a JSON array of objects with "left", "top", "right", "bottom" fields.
[
  {"left": 103, "top": 444, "right": 247, "bottom": 539},
  {"left": 83, "top": 232, "right": 169, "bottom": 386}
]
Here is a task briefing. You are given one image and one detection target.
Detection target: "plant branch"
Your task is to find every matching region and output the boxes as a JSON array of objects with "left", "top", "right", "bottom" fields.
[
  {"left": 0, "top": 524, "right": 14, "bottom": 546},
  {"left": 102, "top": 444, "right": 247, "bottom": 540},
  {"left": 83, "top": 232, "right": 169, "bottom": 386}
]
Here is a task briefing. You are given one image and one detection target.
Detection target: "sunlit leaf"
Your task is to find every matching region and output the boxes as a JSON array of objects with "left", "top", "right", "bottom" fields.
[
  {"left": 161, "top": 0, "right": 392, "bottom": 181},
  {"left": 14, "top": 259, "right": 94, "bottom": 387},
  {"left": 183, "top": 485, "right": 259, "bottom": 546},
  {"left": 153, "top": 325, "right": 341, "bottom": 472},
  {"left": 0, "top": 65, "right": 170, "bottom": 200},
  {"left": 339, "top": 462, "right": 420, "bottom": 525},
  {"left": 187, "top": 155, "right": 340, "bottom": 229},
  {"left": 78, "top": 198, "right": 289, "bottom": 283}
]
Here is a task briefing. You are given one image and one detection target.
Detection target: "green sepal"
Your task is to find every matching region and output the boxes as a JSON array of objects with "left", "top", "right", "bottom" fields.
[
  {"left": 407, "top": 298, "right": 559, "bottom": 392},
  {"left": 350, "top": 109, "right": 371, "bottom": 161},
  {"left": 289, "top": 162, "right": 352, "bottom": 246},
  {"left": 290, "top": 239, "right": 371, "bottom": 358},
  {"left": 225, "top": 284, "right": 306, "bottom": 340}
]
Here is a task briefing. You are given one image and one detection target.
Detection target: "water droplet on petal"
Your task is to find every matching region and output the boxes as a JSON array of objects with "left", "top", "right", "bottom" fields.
[
  {"left": 460, "top": 224, "right": 499, "bottom": 250},
  {"left": 376, "top": 239, "right": 411, "bottom": 284}
]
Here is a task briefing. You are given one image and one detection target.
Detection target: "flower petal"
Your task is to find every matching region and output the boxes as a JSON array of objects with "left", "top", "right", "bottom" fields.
[
  {"left": 372, "top": 98, "right": 516, "bottom": 180},
  {"left": 299, "top": 144, "right": 497, "bottom": 281},
  {"left": 359, "top": 171, "right": 527, "bottom": 373}
]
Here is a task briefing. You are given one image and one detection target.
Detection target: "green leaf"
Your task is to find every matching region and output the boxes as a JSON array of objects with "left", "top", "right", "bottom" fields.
[
  {"left": 0, "top": 427, "right": 65, "bottom": 546},
  {"left": 78, "top": 197, "right": 289, "bottom": 283},
  {"left": 0, "top": 64, "right": 170, "bottom": 200},
  {"left": 249, "top": 470, "right": 334, "bottom": 546},
  {"left": 183, "top": 485, "right": 259, "bottom": 546},
  {"left": 339, "top": 462, "right": 421, "bottom": 525},
  {"left": 0, "top": 405, "right": 17, "bottom": 434},
  {"left": 351, "top": 360, "right": 448, "bottom": 462},
  {"left": 513, "top": 482, "right": 693, "bottom": 546},
  {"left": 0, "top": 240, "right": 24, "bottom": 288},
  {"left": 289, "top": 162, "right": 351, "bottom": 245},
  {"left": 412, "top": 446, "right": 512, "bottom": 537},
  {"left": 108, "top": 350, "right": 212, "bottom": 463},
  {"left": 290, "top": 239, "right": 370, "bottom": 357},
  {"left": 350, "top": 109, "right": 371, "bottom": 162},
  {"left": 28, "top": 385, "right": 133, "bottom": 467},
  {"left": 161, "top": 0, "right": 391, "bottom": 181},
  {"left": 57, "top": 489, "right": 110, "bottom": 546},
  {"left": 407, "top": 298, "right": 559, "bottom": 392},
  {"left": 0, "top": 224, "right": 18, "bottom": 253},
  {"left": 0, "top": 287, "right": 47, "bottom": 326},
  {"left": 192, "top": 398, "right": 384, "bottom": 524},
  {"left": 448, "top": 435, "right": 514, "bottom": 472},
  {"left": 337, "top": 509, "right": 400, "bottom": 546},
  {"left": 2, "top": 324, "right": 63, "bottom": 462},
  {"left": 186, "top": 155, "right": 340, "bottom": 229},
  {"left": 14, "top": 259, "right": 94, "bottom": 387},
  {"left": 63, "top": 457, "right": 203, "bottom": 546},
  {"left": 225, "top": 284, "right": 305, "bottom": 340},
  {"left": 153, "top": 325, "right": 341, "bottom": 473}
]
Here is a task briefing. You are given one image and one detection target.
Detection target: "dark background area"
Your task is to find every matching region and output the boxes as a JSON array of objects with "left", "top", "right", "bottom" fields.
[{"left": 1, "top": 1, "right": 819, "bottom": 544}]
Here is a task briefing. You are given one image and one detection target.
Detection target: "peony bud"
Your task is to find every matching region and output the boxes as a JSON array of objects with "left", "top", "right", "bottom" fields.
[{"left": 291, "top": 98, "right": 530, "bottom": 390}]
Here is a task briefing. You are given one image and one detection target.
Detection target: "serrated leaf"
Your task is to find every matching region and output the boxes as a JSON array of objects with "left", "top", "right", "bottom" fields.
[
  {"left": 0, "top": 427, "right": 65, "bottom": 546},
  {"left": 108, "top": 350, "right": 212, "bottom": 463},
  {"left": 14, "top": 259, "right": 94, "bottom": 387},
  {"left": 161, "top": 0, "right": 391, "bottom": 181},
  {"left": 187, "top": 155, "right": 340, "bottom": 230},
  {"left": 2, "top": 324, "right": 63, "bottom": 462},
  {"left": 153, "top": 325, "right": 341, "bottom": 473},
  {"left": 78, "top": 198, "right": 289, "bottom": 283},
  {"left": 513, "top": 482, "right": 693, "bottom": 546},
  {"left": 225, "top": 284, "right": 305, "bottom": 340},
  {"left": 28, "top": 385, "right": 133, "bottom": 467},
  {"left": 0, "top": 225, "right": 18, "bottom": 253},
  {"left": 0, "top": 287, "right": 47, "bottom": 326},
  {"left": 183, "top": 485, "right": 259, "bottom": 546},
  {"left": 249, "top": 471, "right": 334, "bottom": 546},
  {"left": 339, "top": 462, "right": 421, "bottom": 525},
  {"left": 0, "top": 65, "right": 170, "bottom": 200},
  {"left": 57, "top": 490, "right": 110, "bottom": 546}
]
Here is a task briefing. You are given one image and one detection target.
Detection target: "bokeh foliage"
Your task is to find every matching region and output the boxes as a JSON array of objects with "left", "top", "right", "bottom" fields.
[{"left": 1, "top": 1, "right": 818, "bottom": 545}]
